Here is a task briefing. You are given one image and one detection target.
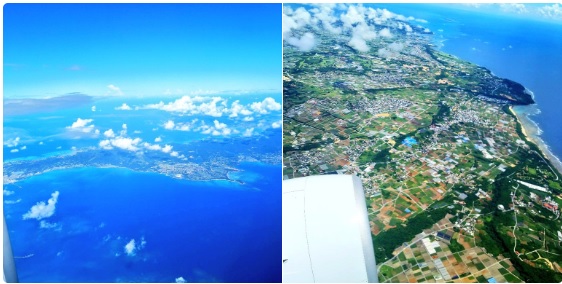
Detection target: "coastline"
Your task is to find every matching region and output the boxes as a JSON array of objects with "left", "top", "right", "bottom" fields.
[{"left": 510, "top": 105, "right": 562, "bottom": 175}]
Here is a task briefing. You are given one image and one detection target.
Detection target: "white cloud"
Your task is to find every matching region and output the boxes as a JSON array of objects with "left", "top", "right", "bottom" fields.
[
  {"left": 124, "top": 239, "right": 136, "bottom": 256},
  {"left": 213, "top": 120, "right": 227, "bottom": 130},
  {"left": 164, "top": 120, "right": 175, "bottom": 130},
  {"left": 250, "top": 97, "right": 281, "bottom": 114},
  {"left": 23, "top": 191, "right": 60, "bottom": 220},
  {"left": 4, "top": 190, "right": 14, "bottom": 196},
  {"left": 104, "top": 129, "right": 116, "bottom": 138},
  {"left": 122, "top": 124, "right": 127, "bottom": 129},
  {"left": 175, "top": 277, "right": 186, "bottom": 283},
  {"left": 70, "top": 118, "right": 92, "bottom": 128},
  {"left": 110, "top": 137, "right": 141, "bottom": 151},
  {"left": 142, "top": 96, "right": 225, "bottom": 117},
  {"left": 39, "top": 220, "right": 59, "bottom": 229},
  {"left": 116, "top": 103, "right": 132, "bottom": 110},
  {"left": 500, "top": 3, "right": 527, "bottom": 14},
  {"left": 379, "top": 28, "right": 393, "bottom": 38},
  {"left": 95, "top": 129, "right": 100, "bottom": 135},
  {"left": 283, "top": 6, "right": 313, "bottom": 38},
  {"left": 124, "top": 237, "right": 146, "bottom": 256},
  {"left": 4, "top": 199, "right": 22, "bottom": 205},
  {"left": 39, "top": 141, "right": 44, "bottom": 145},
  {"left": 213, "top": 120, "right": 232, "bottom": 136},
  {"left": 340, "top": 5, "right": 366, "bottom": 28},
  {"left": 143, "top": 142, "right": 162, "bottom": 151},
  {"left": 68, "top": 118, "right": 95, "bottom": 133},
  {"left": 310, "top": 4, "right": 342, "bottom": 34},
  {"left": 272, "top": 121, "right": 282, "bottom": 129},
  {"left": 99, "top": 140, "right": 113, "bottom": 150},
  {"left": 142, "top": 142, "right": 182, "bottom": 158},
  {"left": 286, "top": 32, "right": 316, "bottom": 52},
  {"left": 348, "top": 35, "right": 370, "bottom": 52},
  {"left": 20, "top": 146, "right": 27, "bottom": 150},
  {"left": 91, "top": 106, "right": 96, "bottom": 112},
  {"left": 108, "top": 84, "right": 123, "bottom": 96},
  {"left": 155, "top": 136, "right": 162, "bottom": 142},
  {"left": 163, "top": 119, "right": 199, "bottom": 132},
  {"left": 240, "top": 109, "right": 253, "bottom": 116},
  {"left": 162, "top": 144, "right": 173, "bottom": 153},
  {"left": 243, "top": 116, "right": 254, "bottom": 122},
  {"left": 5, "top": 137, "right": 20, "bottom": 148},
  {"left": 243, "top": 128, "right": 254, "bottom": 137},
  {"left": 10, "top": 149, "right": 19, "bottom": 153},
  {"left": 285, "top": 4, "right": 422, "bottom": 54},
  {"left": 229, "top": 100, "right": 253, "bottom": 117},
  {"left": 388, "top": 42, "right": 405, "bottom": 52},
  {"left": 538, "top": 4, "right": 562, "bottom": 19}
]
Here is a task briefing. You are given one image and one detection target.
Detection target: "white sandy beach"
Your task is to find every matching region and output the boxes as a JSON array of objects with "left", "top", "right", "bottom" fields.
[{"left": 511, "top": 105, "right": 562, "bottom": 175}]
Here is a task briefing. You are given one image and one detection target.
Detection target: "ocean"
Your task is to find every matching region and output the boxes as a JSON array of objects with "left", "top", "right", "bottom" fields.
[
  {"left": 4, "top": 163, "right": 281, "bottom": 282},
  {"left": 376, "top": 4, "right": 562, "bottom": 171}
]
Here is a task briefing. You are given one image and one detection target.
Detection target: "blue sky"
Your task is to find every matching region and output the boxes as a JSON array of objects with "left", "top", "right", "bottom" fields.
[{"left": 3, "top": 4, "right": 281, "bottom": 98}]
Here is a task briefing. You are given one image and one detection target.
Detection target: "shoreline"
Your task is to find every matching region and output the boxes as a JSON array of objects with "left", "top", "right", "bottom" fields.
[{"left": 509, "top": 105, "right": 562, "bottom": 175}]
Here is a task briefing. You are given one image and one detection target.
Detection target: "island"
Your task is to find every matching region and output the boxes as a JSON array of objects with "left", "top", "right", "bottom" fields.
[{"left": 283, "top": 4, "right": 562, "bottom": 283}]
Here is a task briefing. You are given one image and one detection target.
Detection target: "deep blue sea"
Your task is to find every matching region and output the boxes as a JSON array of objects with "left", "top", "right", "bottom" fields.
[
  {"left": 4, "top": 163, "right": 281, "bottom": 282},
  {"left": 377, "top": 4, "right": 562, "bottom": 165},
  {"left": 3, "top": 93, "right": 282, "bottom": 282}
]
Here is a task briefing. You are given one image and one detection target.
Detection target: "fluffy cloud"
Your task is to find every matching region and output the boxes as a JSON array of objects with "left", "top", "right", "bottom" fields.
[
  {"left": 155, "top": 136, "right": 162, "bottom": 142},
  {"left": 341, "top": 5, "right": 366, "bottom": 28},
  {"left": 175, "top": 277, "right": 186, "bottom": 283},
  {"left": 100, "top": 137, "right": 141, "bottom": 151},
  {"left": 10, "top": 149, "right": 19, "bottom": 153},
  {"left": 112, "top": 137, "right": 141, "bottom": 151},
  {"left": 104, "top": 129, "right": 116, "bottom": 138},
  {"left": 348, "top": 35, "right": 369, "bottom": 52},
  {"left": 91, "top": 106, "right": 96, "bottom": 112},
  {"left": 143, "top": 142, "right": 162, "bottom": 151},
  {"left": 379, "top": 28, "right": 393, "bottom": 38},
  {"left": 538, "top": 4, "right": 562, "bottom": 19},
  {"left": 378, "top": 42, "right": 405, "bottom": 58},
  {"left": 250, "top": 97, "right": 281, "bottom": 114},
  {"left": 142, "top": 96, "right": 279, "bottom": 119},
  {"left": 229, "top": 100, "right": 253, "bottom": 117},
  {"left": 243, "top": 128, "right": 254, "bottom": 137},
  {"left": 500, "top": 3, "right": 527, "bottom": 14},
  {"left": 310, "top": 4, "right": 342, "bottom": 34},
  {"left": 20, "top": 146, "right": 27, "bottom": 150},
  {"left": 115, "top": 103, "right": 132, "bottom": 110},
  {"left": 107, "top": 84, "right": 123, "bottom": 96},
  {"left": 284, "top": 4, "right": 422, "bottom": 53},
  {"left": 164, "top": 120, "right": 175, "bottom": 130},
  {"left": 388, "top": 42, "right": 405, "bottom": 52},
  {"left": 162, "top": 144, "right": 173, "bottom": 153},
  {"left": 243, "top": 116, "right": 254, "bottom": 122},
  {"left": 163, "top": 119, "right": 199, "bottom": 132},
  {"left": 283, "top": 6, "right": 312, "bottom": 38},
  {"left": 5, "top": 137, "right": 20, "bottom": 147},
  {"left": 195, "top": 120, "right": 233, "bottom": 136},
  {"left": 142, "top": 96, "right": 224, "bottom": 117},
  {"left": 23, "top": 191, "right": 60, "bottom": 220},
  {"left": 124, "top": 237, "right": 146, "bottom": 256},
  {"left": 285, "top": 32, "right": 316, "bottom": 52},
  {"left": 4, "top": 190, "right": 14, "bottom": 196},
  {"left": 68, "top": 118, "right": 95, "bottom": 133},
  {"left": 271, "top": 121, "right": 282, "bottom": 129}
]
